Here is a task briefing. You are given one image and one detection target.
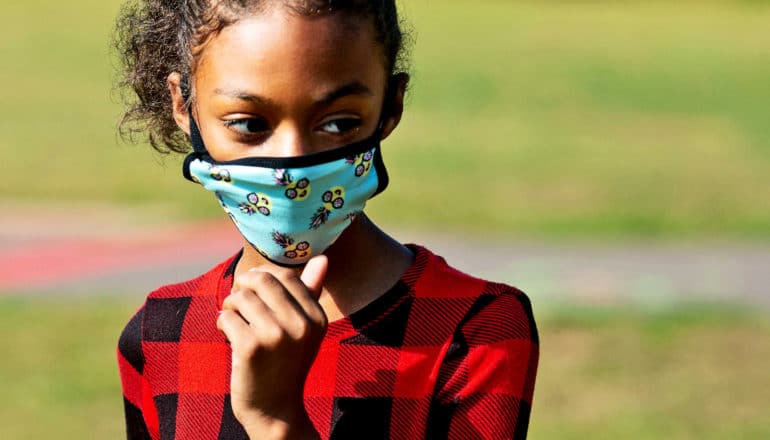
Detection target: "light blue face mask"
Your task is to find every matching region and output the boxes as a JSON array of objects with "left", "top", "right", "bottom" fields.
[{"left": 182, "top": 114, "right": 389, "bottom": 267}]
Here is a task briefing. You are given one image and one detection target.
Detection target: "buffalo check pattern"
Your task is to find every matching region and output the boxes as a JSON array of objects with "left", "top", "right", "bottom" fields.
[{"left": 118, "top": 245, "right": 539, "bottom": 439}]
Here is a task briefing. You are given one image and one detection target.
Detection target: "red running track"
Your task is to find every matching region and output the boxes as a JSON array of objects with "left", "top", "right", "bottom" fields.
[{"left": 0, "top": 221, "right": 241, "bottom": 291}]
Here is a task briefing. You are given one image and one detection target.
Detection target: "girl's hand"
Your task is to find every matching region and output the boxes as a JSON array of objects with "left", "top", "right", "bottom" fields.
[{"left": 216, "top": 255, "right": 328, "bottom": 440}]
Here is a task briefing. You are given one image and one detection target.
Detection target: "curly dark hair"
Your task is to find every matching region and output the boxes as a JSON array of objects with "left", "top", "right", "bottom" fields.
[{"left": 114, "top": 0, "right": 411, "bottom": 154}]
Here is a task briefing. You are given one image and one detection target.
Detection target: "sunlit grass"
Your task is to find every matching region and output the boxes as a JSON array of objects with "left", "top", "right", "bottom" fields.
[
  {"left": 531, "top": 305, "right": 770, "bottom": 439},
  {"left": 0, "top": 296, "right": 134, "bottom": 439}
]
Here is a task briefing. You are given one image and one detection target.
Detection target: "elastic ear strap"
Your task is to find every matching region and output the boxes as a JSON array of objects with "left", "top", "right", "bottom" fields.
[
  {"left": 179, "top": 75, "right": 208, "bottom": 153},
  {"left": 180, "top": 75, "right": 191, "bottom": 101},
  {"left": 187, "top": 107, "right": 208, "bottom": 154}
]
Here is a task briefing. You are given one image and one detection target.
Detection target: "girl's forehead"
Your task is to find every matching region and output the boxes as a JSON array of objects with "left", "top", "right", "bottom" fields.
[{"left": 195, "top": 10, "right": 387, "bottom": 97}]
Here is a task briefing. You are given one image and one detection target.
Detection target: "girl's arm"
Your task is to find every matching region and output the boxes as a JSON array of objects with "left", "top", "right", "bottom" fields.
[{"left": 428, "top": 285, "right": 539, "bottom": 439}]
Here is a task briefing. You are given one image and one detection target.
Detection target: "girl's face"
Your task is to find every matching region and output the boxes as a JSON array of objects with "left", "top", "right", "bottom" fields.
[{"left": 169, "top": 9, "right": 406, "bottom": 161}]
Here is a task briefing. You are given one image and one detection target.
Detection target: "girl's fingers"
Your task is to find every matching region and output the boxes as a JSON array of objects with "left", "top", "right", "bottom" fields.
[
  {"left": 235, "top": 267, "right": 327, "bottom": 334},
  {"left": 223, "top": 287, "right": 272, "bottom": 326},
  {"left": 222, "top": 288, "right": 285, "bottom": 338},
  {"left": 233, "top": 271, "right": 306, "bottom": 339},
  {"left": 216, "top": 309, "right": 252, "bottom": 343}
]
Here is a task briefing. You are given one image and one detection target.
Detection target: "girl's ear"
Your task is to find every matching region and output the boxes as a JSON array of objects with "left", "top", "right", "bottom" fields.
[
  {"left": 379, "top": 72, "right": 410, "bottom": 141},
  {"left": 168, "top": 72, "right": 191, "bottom": 135}
]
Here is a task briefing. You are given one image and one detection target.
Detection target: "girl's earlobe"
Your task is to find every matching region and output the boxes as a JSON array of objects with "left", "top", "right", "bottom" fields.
[{"left": 167, "top": 72, "right": 191, "bottom": 135}]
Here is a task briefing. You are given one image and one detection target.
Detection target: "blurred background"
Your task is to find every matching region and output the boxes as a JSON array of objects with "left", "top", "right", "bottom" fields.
[{"left": 1, "top": 0, "right": 769, "bottom": 438}]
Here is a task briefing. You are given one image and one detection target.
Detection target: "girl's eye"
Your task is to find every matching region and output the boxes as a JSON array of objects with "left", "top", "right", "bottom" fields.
[
  {"left": 320, "top": 118, "right": 362, "bottom": 134},
  {"left": 224, "top": 117, "right": 270, "bottom": 135}
]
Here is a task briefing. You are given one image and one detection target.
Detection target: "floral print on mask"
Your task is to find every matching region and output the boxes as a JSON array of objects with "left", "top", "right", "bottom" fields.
[
  {"left": 272, "top": 231, "right": 312, "bottom": 260},
  {"left": 274, "top": 169, "right": 311, "bottom": 201},
  {"left": 309, "top": 186, "right": 345, "bottom": 230},
  {"left": 239, "top": 192, "right": 272, "bottom": 216}
]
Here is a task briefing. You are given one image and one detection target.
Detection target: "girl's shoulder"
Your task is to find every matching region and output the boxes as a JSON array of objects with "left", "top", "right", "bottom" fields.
[
  {"left": 408, "top": 244, "right": 532, "bottom": 306},
  {"left": 403, "top": 244, "right": 537, "bottom": 344}
]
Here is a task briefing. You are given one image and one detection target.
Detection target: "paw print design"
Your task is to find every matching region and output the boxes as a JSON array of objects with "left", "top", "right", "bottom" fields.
[
  {"left": 345, "top": 149, "right": 374, "bottom": 177},
  {"left": 274, "top": 169, "right": 311, "bottom": 201},
  {"left": 272, "top": 231, "right": 311, "bottom": 260},
  {"left": 238, "top": 192, "right": 271, "bottom": 216},
  {"left": 309, "top": 186, "right": 345, "bottom": 230},
  {"left": 209, "top": 165, "right": 232, "bottom": 182}
]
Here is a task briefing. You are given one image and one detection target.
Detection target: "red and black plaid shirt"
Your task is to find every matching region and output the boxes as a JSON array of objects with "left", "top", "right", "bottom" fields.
[{"left": 117, "top": 245, "right": 538, "bottom": 439}]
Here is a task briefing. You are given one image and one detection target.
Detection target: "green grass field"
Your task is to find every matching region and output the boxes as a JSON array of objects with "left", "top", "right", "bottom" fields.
[
  {"left": 2, "top": 1, "right": 770, "bottom": 239},
  {"left": 1, "top": 297, "right": 767, "bottom": 439},
  {"left": 2, "top": 2, "right": 768, "bottom": 438}
]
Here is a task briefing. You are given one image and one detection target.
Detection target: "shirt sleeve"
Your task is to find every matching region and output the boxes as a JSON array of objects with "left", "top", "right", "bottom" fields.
[
  {"left": 428, "top": 284, "right": 539, "bottom": 439},
  {"left": 117, "top": 304, "right": 160, "bottom": 440}
]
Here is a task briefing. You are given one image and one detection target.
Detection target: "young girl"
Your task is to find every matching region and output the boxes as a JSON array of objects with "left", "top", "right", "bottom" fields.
[{"left": 115, "top": 1, "right": 538, "bottom": 438}]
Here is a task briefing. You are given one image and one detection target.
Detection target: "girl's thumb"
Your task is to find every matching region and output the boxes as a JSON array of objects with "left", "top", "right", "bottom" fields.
[{"left": 300, "top": 254, "right": 328, "bottom": 300}]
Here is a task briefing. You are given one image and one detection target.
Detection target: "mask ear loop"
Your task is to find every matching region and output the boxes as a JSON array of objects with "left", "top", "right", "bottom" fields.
[
  {"left": 180, "top": 75, "right": 191, "bottom": 101},
  {"left": 180, "top": 75, "right": 213, "bottom": 182},
  {"left": 179, "top": 75, "right": 209, "bottom": 155}
]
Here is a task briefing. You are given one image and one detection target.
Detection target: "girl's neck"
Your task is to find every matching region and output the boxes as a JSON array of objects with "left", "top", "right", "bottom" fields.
[{"left": 234, "top": 215, "right": 414, "bottom": 322}]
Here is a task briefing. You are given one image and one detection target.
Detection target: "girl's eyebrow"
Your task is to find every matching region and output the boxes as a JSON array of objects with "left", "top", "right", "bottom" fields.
[
  {"left": 316, "top": 81, "right": 373, "bottom": 107},
  {"left": 213, "top": 81, "right": 373, "bottom": 108},
  {"left": 213, "top": 88, "right": 278, "bottom": 107}
]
